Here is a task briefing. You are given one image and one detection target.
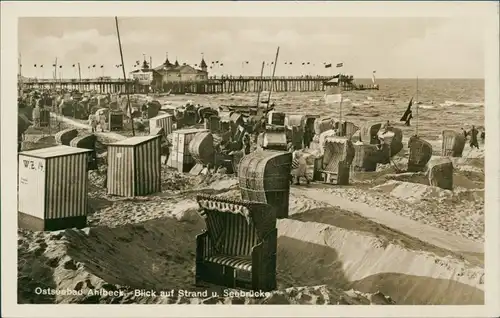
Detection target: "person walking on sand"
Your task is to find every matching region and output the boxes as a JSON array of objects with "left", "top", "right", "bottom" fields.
[
  {"left": 292, "top": 152, "right": 310, "bottom": 186},
  {"left": 88, "top": 113, "right": 97, "bottom": 133},
  {"left": 469, "top": 125, "right": 479, "bottom": 149},
  {"left": 99, "top": 112, "right": 107, "bottom": 132},
  {"left": 242, "top": 130, "right": 251, "bottom": 155}
]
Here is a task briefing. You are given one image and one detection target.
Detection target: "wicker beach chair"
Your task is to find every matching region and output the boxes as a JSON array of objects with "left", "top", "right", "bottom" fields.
[
  {"left": 69, "top": 134, "right": 98, "bottom": 170},
  {"left": 360, "top": 122, "right": 382, "bottom": 145},
  {"left": 379, "top": 127, "right": 404, "bottom": 157},
  {"left": 230, "top": 112, "right": 244, "bottom": 131},
  {"left": 314, "top": 116, "right": 336, "bottom": 135},
  {"left": 189, "top": 131, "right": 215, "bottom": 166},
  {"left": 285, "top": 115, "right": 306, "bottom": 150},
  {"left": 442, "top": 130, "right": 466, "bottom": 157},
  {"left": 195, "top": 195, "right": 277, "bottom": 292},
  {"left": 268, "top": 111, "right": 286, "bottom": 126},
  {"left": 408, "top": 136, "right": 433, "bottom": 172},
  {"left": 340, "top": 121, "right": 360, "bottom": 139},
  {"left": 262, "top": 126, "right": 288, "bottom": 152},
  {"left": 352, "top": 143, "right": 379, "bottom": 172},
  {"left": 204, "top": 115, "right": 221, "bottom": 133},
  {"left": 238, "top": 150, "right": 293, "bottom": 219},
  {"left": 321, "top": 137, "right": 355, "bottom": 185},
  {"left": 55, "top": 128, "right": 78, "bottom": 146},
  {"left": 427, "top": 156, "right": 453, "bottom": 190}
]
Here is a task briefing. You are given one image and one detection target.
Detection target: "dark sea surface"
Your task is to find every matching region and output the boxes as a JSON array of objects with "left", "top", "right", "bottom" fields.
[{"left": 161, "top": 78, "right": 485, "bottom": 141}]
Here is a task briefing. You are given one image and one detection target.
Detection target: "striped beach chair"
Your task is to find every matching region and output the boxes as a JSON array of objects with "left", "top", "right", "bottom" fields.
[
  {"left": 195, "top": 195, "right": 277, "bottom": 292},
  {"left": 320, "top": 137, "right": 355, "bottom": 185}
]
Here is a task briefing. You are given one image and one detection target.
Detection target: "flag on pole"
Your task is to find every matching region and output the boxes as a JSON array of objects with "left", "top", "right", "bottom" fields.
[
  {"left": 400, "top": 97, "right": 413, "bottom": 122},
  {"left": 324, "top": 86, "right": 342, "bottom": 104},
  {"left": 325, "top": 63, "right": 332, "bottom": 68},
  {"left": 336, "top": 62, "right": 343, "bottom": 68}
]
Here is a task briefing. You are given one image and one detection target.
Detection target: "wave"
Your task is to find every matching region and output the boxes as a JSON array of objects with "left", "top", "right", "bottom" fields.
[
  {"left": 439, "top": 101, "right": 484, "bottom": 108},
  {"left": 419, "top": 105, "right": 436, "bottom": 109}
]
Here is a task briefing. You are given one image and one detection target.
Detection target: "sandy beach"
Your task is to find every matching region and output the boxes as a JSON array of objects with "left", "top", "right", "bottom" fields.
[{"left": 18, "top": 103, "right": 485, "bottom": 304}]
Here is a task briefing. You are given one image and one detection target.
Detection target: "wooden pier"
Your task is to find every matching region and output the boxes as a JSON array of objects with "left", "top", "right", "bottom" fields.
[{"left": 20, "top": 76, "right": 379, "bottom": 94}]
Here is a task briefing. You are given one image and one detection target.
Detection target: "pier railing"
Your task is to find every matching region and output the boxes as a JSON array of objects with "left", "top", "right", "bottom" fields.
[{"left": 20, "top": 76, "right": 378, "bottom": 94}]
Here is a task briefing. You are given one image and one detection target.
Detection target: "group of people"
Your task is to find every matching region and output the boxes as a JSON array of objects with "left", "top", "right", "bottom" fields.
[
  {"left": 88, "top": 111, "right": 108, "bottom": 133},
  {"left": 461, "top": 125, "right": 484, "bottom": 149}
]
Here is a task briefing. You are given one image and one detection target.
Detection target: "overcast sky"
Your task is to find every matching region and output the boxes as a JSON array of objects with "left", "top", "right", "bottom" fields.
[{"left": 18, "top": 17, "right": 485, "bottom": 79}]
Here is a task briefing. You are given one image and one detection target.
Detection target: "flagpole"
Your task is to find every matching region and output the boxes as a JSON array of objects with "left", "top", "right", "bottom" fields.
[
  {"left": 115, "top": 16, "right": 135, "bottom": 136},
  {"left": 339, "top": 89, "right": 343, "bottom": 135},
  {"left": 255, "top": 61, "right": 265, "bottom": 115},
  {"left": 266, "top": 46, "right": 280, "bottom": 112},
  {"left": 416, "top": 76, "right": 419, "bottom": 136},
  {"left": 338, "top": 64, "right": 344, "bottom": 135},
  {"left": 78, "top": 63, "right": 82, "bottom": 91},
  {"left": 54, "top": 58, "right": 58, "bottom": 81}
]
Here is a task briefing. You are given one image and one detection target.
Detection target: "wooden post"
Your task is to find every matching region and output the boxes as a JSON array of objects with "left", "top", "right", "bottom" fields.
[
  {"left": 115, "top": 16, "right": 135, "bottom": 136},
  {"left": 77, "top": 63, "right": 82, "bottom": 91}
]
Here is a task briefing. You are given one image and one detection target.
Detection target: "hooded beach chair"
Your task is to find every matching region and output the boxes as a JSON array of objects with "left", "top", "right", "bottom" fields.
[
  {"left": 195, "top": 195, "right": 277, "bottom": 292},
  {"left": 407, "top": 135, "right": 433, "bottom": 172},
  {"left": 442, "top": 130, "right": 466, "bottom": 157},
  {"left": 321, "top": 137, "right": 355, "bottom": 185}
]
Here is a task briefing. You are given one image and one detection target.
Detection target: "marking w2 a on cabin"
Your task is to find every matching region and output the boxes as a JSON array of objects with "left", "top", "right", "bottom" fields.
[{"left": 21, "top": 158, "right": 45, "bottom": 172}]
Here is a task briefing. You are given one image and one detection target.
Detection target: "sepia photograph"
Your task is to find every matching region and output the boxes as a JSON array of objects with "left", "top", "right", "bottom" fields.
[{"left": 2, "top": 1, "right": 499, "bottom": 317}]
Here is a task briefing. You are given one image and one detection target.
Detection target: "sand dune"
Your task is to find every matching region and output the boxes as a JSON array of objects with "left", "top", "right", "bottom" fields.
[
  {"left": 277, "top": 219, "right": 483, "bottom": 305},
  {"left": 17, "top": 184, "right": 484, "bottom": 305}
]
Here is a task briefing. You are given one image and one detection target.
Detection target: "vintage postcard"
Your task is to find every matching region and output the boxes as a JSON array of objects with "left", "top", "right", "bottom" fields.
[{"left": 1, "top": 1, "right": 499, "bottom": 317}]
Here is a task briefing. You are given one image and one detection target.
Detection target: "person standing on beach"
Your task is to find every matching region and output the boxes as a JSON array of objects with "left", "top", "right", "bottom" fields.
[
  {"left": 461, "top": 127, "right": 468, "bottom": 139},
  {"left": 292, "top": 152, "right": 310, "bottom": 186},
  {"left": 99, "top": 112, "right": 107, "bottom": 132},
  {"left": 88, "top": 113, "right": 97, "bottom": 133},
  {"left": 303, "top": 124, "right": 314, "bottom": 148},
  {"left": 469, "top": 125, "right": 479, "bottom": 149},
  {"left": 242, "top": 130, "right": 251, "bottom": 155}
]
